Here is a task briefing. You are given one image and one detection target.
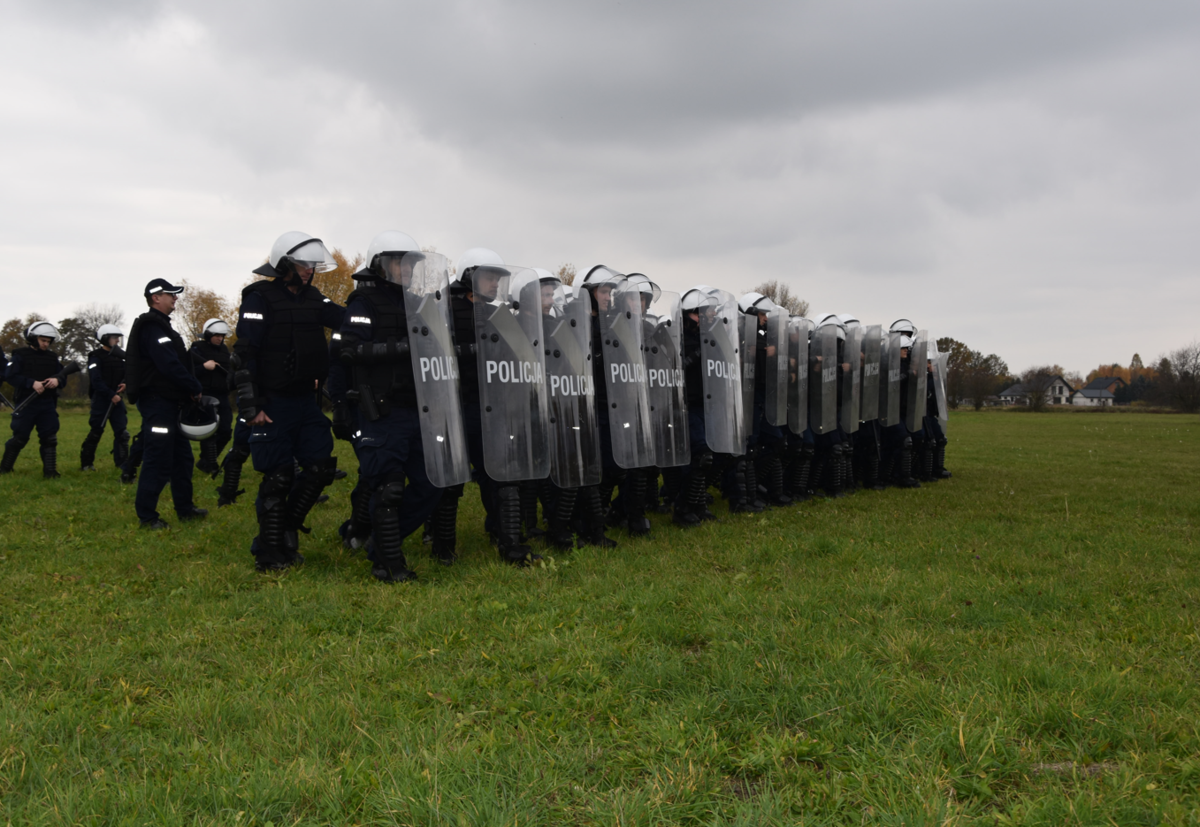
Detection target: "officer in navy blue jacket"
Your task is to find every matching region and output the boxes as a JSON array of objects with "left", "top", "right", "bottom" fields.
[
  {"left": 233, "top": 232, "right": 344, "bottom": 572},
  {"left": 1, "top": 321, "right": 73, "bottom": 477},
  {"left": 125, "top": 279, "right": 208, "bottom": 528},
  {"left": 80, "top": 324, "right": 130, "bottom": 471}
]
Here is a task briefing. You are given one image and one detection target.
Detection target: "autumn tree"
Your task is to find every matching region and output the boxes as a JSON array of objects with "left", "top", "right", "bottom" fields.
[
  {"left": 1153, "top": 342, "right": 1200, "bottom": 413},
  {"left": 174, "top": 280, "right": 239, "bottom": 345},
  {"left": 751, "top": 280, "right": 809, "bottom": 317},
  {"left": 937, "top": 336, "right": 1009, "bottom": 410},
  {"left": 1019, "top": 366, "right": 1060, "bottom": 412},
  {"left": 556, "top": 263, "right": 577, "bottom": 286}
]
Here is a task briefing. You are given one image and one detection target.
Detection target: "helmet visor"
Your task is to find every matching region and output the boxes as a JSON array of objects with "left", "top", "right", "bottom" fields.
[{"left": 284, "top": 239, "right": 336, "bottom": 273}]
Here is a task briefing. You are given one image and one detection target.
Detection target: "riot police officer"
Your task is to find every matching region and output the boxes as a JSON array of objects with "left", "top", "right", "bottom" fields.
[
  {"left": 2, "top": 322, "right": 74, "bottom": 477},
  {"left": 124, "top": 279, "right": 208, "bottom": 528},
  {"left": 190, "top": 318, "right": 234, "bottom": 476},
  {"left": 233, "top": 231, "right": 345, "bottom": 572},
  {"left": 336, "top": 231, "right": 461, "bottom": 581},
  {"left": 80, "top": 325, "right": 130, "bottom": 471}
]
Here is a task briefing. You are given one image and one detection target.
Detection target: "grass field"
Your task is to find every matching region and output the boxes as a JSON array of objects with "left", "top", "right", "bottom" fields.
[{"left": 1, "top": 409, "right": 1198, "bottom": 825}]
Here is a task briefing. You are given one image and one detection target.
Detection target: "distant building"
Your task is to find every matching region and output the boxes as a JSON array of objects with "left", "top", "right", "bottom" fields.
[
  {"left": 1083, "top": 376, "right": 1127, "bottom": 395},
  {"left": 1070, "top": 388, "right": 1115, "bottom": 407},
  {"left": 998, "top": 375, "right": 1074, "bottom": 406}
]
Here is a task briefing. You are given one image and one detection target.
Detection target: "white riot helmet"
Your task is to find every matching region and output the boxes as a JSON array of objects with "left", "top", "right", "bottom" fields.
[
  {"left": 900, "top": 335, "right": 914, "bottom": 348},
  {"left": 179, "top": 396, "right": 220, "bottom": 441},
  {"left": 580, "top": 264, "right": 624, "bottom": 288},
  {"left": 95, "top": 324, "right": 123, "bottom": 346},
  {"left": 254, "top": 231, "right": 336, "bottom": 279},
  {"left": 625, "top": 273, "right": 662, "bottom": 304},
  {"left": 363, "top": 230, "right": 423, "bottom": 283},
  {"left": 454, "top": 247, "right": 507, "bottom": 288},
  {"left": 814, "top": 313, "right": 846, "bottom": 342},
  {"left": 681, "top": 285, "right": 717, "bottom": 311},
  {"left": 837, "top": 313, "right": 861, "bottom": 328},
  {"left": 202, "top": 318, "right": 232, "bottom": 338},
  {"left": 738, "top": 292, "right": 776, "bottom": 315},
  {"left": 25, "top": 321, "right": 58, "bottom": 345},
  {"left": 890, "top": 318, "right": 916, "bottom": 336}
]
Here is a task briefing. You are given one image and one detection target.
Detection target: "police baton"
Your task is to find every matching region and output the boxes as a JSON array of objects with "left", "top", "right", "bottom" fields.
[
  {"left": 10, "top": 362, "right": 81, "bottom": 416},
  {"left": 98, "top": 399, "right": 117, "bottom": 432},
  {"left": 0, "top": 391, "right": 13, "bottom": 410}
]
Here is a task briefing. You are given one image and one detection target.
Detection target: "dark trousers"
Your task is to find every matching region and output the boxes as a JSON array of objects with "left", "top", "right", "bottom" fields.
[
  {"left": 88, "top": 397, "right": 128, "bottom": 437},
  {"left": 9, "top": 396, "right": 59, "bottom": 445},
  {"left": 134, "top": 394, "right": 195, "bottom": 522},
  {"left": 359, "top": 406, "right": 442, "bottom": 544}
]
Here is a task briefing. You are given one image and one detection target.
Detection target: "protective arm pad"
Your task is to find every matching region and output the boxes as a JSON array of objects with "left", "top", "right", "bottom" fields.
[{"left": 234, "top": 369, "right": 263, "bottom": 420}]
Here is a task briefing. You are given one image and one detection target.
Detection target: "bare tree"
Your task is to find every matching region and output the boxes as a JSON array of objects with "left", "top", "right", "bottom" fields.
[
  {"left": 73, "top": 303, "right": 125, "bottom": 333},
  {"left": 1020, "top": 366, "right": 1059, "bottom": 412},
  {"left": 1155, "top": 342, "right": 1200, "bottom": 413},
  {"left": 752, "top": 280, "right": 809, "bottom": 317}
]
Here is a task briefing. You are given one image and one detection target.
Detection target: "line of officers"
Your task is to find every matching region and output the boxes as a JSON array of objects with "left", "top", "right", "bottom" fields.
[{"left": 0, "top": 231, "right": 951, "bottom": 581}]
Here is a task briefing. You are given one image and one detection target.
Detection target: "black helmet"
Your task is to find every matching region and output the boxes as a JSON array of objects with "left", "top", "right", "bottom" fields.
[{"left": 179, "top": 396, "right": 220, "bottom": 441}]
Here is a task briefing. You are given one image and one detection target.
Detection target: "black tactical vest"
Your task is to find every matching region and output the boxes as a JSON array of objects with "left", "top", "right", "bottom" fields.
[
  {"left": 12, "top": 347, "right": 62, "bottom": 404},
  {"left": 87, "top": 347, "right": 126, "bottom": 397},
  {"left": 243, "top": 279, "right": 331, "bottom": 392},
  {"left": 126, "top": 311, "right": 190, "bottom": 404},
  {"left": 190, "top": 340, "right": 231, "bottom": 396},
  {"left": 345, "top": 284, "right": 416, "bottom": 407},
  {"left": 682, "top": 319, "right": 705, "bottom": 409}
]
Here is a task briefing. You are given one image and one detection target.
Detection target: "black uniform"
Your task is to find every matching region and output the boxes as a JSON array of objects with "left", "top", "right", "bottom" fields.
[
  {"left": 189, "top": 337, "right": 234, "bottom": 474},
  {"left": 1, "top": 346, "right": 68, "bottom": 477},
  {"left": 80, "top": 345, "right": 130, "bottom": 470}
]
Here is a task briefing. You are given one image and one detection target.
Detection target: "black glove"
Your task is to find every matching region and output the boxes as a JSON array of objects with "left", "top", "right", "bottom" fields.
[{"left": 331, "top": 402, "right": 353, "bottom": 441}]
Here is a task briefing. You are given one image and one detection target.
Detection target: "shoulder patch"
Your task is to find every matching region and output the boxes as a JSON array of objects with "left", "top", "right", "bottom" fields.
[
  {"left": 157, "top": 336, "right": 172, "bottom": 344},
  {"left": 243, "top": 312, "right": 264, "bottom": 321}
]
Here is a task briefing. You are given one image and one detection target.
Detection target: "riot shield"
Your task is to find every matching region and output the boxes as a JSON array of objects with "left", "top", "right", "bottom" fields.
[
  {"left": 645, "top": 291, "right": 690, "bottom": 468},
  {"left": 400, "top": 251, "right": 470, "bottom": 488},
  {"left": 472, "top": 265, "right": 551, "bottom": 481},
  {"left": 839, "top": 324, "right": 863, "bottom": 434},
  {"left": 905, "top": 329, "right": 929, "bottom": 433},
  {"left": 787, "top": 316, "right": 810, "bottom": 435},
  {"left": 699, "top": 289, "right": 745, "bottom": 455},
  {"left": 859, "top": 324, "right": 882, "bottom": 423},
  {"left": 879, "top": 330, "right": 902, "bottom": 427},
  {"left": 543, "top": 282, "right": 602, "bottom": 488},
  {"left": 763, "top": 307, "right": 789, "bottom": 427},
  {"left": 928, "top": 338, "right": 949, "bottom": 433},
  {"left": 808, "top": 323, "right": 838, "bottom": 435},
  {"left": 597, "top": 277, "right": 656, "bottom": 469},
  {"left": 738, "top": 310, "right": 758, "bottom": 449}
]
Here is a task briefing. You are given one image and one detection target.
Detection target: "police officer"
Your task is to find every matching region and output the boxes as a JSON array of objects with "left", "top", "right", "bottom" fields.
[
  {"left": 233, "top": 232, "right": 344, "bottom": 572},
  {"left": 336, "top": 231, "right": 447, "bottom": 581},
  {"left": 881, "top": 319, "right": 921, "bottom": 488},
  {"left": 190, "top": 318, "right": 234, "bottom": 476},
  {"left": 124, "top": 279, "right": 208, "bottom": 528},
  {"left": 80, "top": 324, "right": 130, "bottom": 471},
  {"left": 1, "top": 322, "right": 73, "bottom": 477},
  {"left": 672, "top": 286, "right": 722, "bottom": 526}
]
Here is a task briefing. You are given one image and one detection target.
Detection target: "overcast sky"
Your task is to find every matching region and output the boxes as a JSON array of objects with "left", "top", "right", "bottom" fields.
[{"left": 2, "top": 0, "right": 1197, "bottom": 373}]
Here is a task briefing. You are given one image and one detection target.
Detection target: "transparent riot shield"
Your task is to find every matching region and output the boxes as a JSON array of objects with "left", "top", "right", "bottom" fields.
[
  {"left": 839, "top": 324, "right": 863, "bottom": 434},
  {"left": 699, "top": 289, "right": 745, "bottom": 455},
  {"left": 787, "top": 316, "right": 810, "bottom": 435},
  {"left": 929, "top": 340, "right": 949, "bottom": 434},
  {"left": 738, "top": 311, "right": 758, "bottom": 449},
  {"left": 400, "top": 252, "right": 470, "bottom": 488},
  {"left": 543, "top": 283, "right": 602, "bottom": 488},
  {"left": 879, "top": 330, "right": 902, "bottom": 427},
  {"left": 472, "top": 265, "right": 551, "bottom": 481},
  {"left": 905, "top": 329, "right": 929, "bottom": 433},
  {"left": 764, "top": 307, "right": 788, "bottom": 427},
  {"left": 645, "top": 291, "right": 690, "bottom": 468},
  {"left": 808, "top": 323, "right": 838, "bottom": 435},
  {"left": 597, "top": 278, "right": 656, "bottom": 469},
  {"left": 860, "top": 324, "right": 882, "bottom": 424}
]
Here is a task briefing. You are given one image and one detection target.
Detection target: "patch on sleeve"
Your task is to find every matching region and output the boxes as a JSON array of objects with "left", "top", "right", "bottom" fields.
[
  {"left": 243, "top": 312, "right": 264, "bottom": 321},
  {"left": 157, "top": 337, "right": 171, "bottom": 344},
  {"left": 350, "top": 316, "right": 372, "bottom": 325}
]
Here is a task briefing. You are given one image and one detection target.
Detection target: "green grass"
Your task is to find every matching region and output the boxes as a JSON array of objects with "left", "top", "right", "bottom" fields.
[{"left": 1, "top": 409, "right": 1198, "bottom": 825}]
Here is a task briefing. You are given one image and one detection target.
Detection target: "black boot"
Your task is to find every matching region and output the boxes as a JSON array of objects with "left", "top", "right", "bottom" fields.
[
  {"left": 120, "top": 433, "right": 143, "bottom": 484},
  {"left": 826, "top": 444, "right": 845, "bottom": 498},
  {"left": 1, "top": 437, "right": 27, "bottom": 474},
  {"left": 787, "top": 445, "right": 813, "bottom": 502},
  {"left": 254, "top": 467, "right": 295, "bottom": 571},
  {"left": 921, "top": 439, "right": 936, "bottom": 482},
  {"left": 729, "top": 457, "right": 763, "bottom": 513},
  {"left": 520, "top": 480, "right": 545, "bottom": 541},
  {"left": 340, "top": 481, "right": 374, "bottom": 550},
  {"left": 113, "top": 429, "right": 130, "bottom": 468},
  {"left": 40, "top": 438, "right": 60, "bottom": 479},
  {"left": 430, "top": 486, "right": 461, "bottom": 566},
  {"left": 369, "top": 479, "right": 417, "bottom": 582},
  {"left": 546, "top": 486, "right": 578, "bottom": 551},
  {"left": 935, "top": 438, "right": 952, "bottom": 479},
  {"left": 898, "top": 439, "right": 921, "bottom": 488},
  {"left": 80, "top": 429, "right": 102, "bottom": 471},
  {"left": 760, "top": 453, "right": 792, "bottom": 506},
  {"left": 579, "top": 485, "right": 618, "bottom": 547},
  {"left": 744, "top": 452, "right": 767, "bottom": 510},
  {"left": 675, "top": 451, "right": 714, "bottom": 527},
  {"left": 622, "top": 471, "right": 651, "bottom": 535},
  {"left": 809, "top": 448, "right": 830, "bottom": 498},
  {"left": 216, "top": 444, "right": 249, "bottom": 506},
  {"left": 286, "top": 458, "right": 338, "bottom": 541},
  {"left": 496, "top": 485, "right": 538, "bottom": 565}
]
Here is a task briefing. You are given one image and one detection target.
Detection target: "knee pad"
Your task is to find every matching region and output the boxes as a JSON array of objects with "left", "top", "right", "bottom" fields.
[
  {"left": 378, "top": 478, "right": 406, "bottom": 507},
  {"left": 902, "top": 436, "right": 913, "bottom": 450},
  {"left": 43, "top": 436, "right": 57, "bottom": 448},
  {"left": 304, "top": 456, "right": 338, "bottom": 486},
  {"left": 227, "top": 443, "right": 251, "bottom": 463},
  {"left": 261, "top": 466, "right": 295, "bottom": 500}
]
